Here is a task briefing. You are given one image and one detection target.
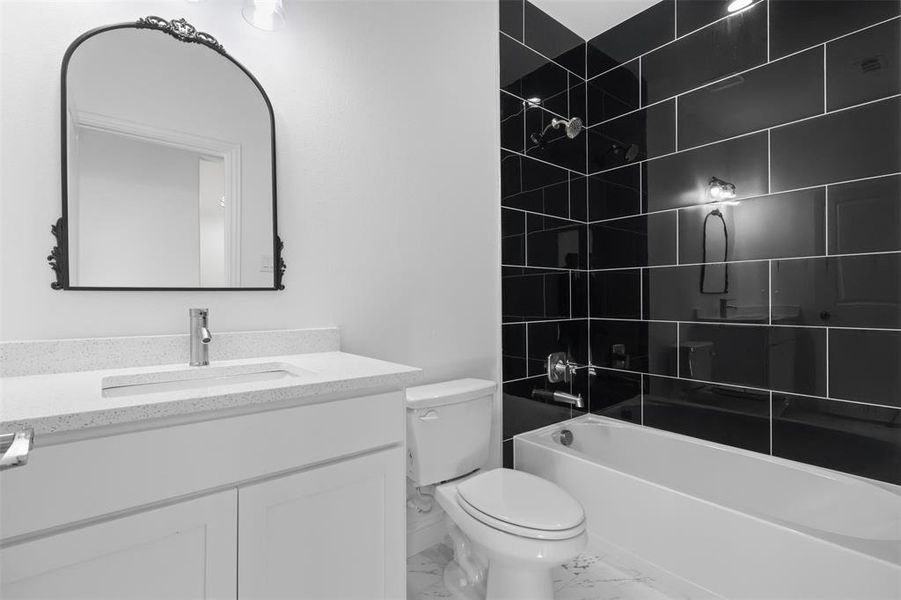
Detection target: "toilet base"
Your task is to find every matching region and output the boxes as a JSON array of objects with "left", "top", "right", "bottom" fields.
[{"left": 485, "top": 561, "right": 555, "bottom": 600}]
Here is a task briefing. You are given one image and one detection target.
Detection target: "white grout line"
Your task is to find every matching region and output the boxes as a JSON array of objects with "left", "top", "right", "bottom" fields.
[
  {"left": 767, "top": 129, "right": 772, "bottom": 193},
  {"left": 674, "top": 95, "right": 679, "bottom": 150},
  {"left": 585, "top": 171, "right": 901, "bottom": 224},
  {"left": 675, "top": 322, "right": 680, "bottom": 377},
  {"left": 640, "top": 373, "right": 645, "bottom": 424},
  {"left": 768, "top": 391, "right": 773, "bottom": 454},
  {"left": 502, "top": 263, "right": 586, "bottom": 273},
  {"left": 582, "top": 249, "right": 901, "bottom": 271},
  {"left": 500, "top": 30, "right": 585, "bottom": 81},
  {"left": 524, "top": 321, "right": 529, "bottom": 377},
  {"left": 768, "top": 260, "right": 773, "bottom": 325},
  {"left": 585, "top": 316, "right": 901, "bottom": 333},
  {"left": 824, "top": 188, "right": 829, "bottom": 255},
  {"left": 501, "top": 88, "right": 569, "bottom": 122},
  {"left": 825, "top": 328, "right": 830, "bottom": 398},
  {"left": 823, "top": 43, "right": 828, "bottom": 112},
  {"left": 501, "top": 146, "right": 585, "bottom": 175},
  {"left": 639, "top": 267, "right": 644, "bottom": 320},
  {"left": 766, "top": 0, "right": 770, "bottom": 62}
]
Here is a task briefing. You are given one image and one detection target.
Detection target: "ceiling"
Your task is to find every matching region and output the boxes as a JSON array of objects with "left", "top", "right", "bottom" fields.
[{"left": 529, "top": 0, "right": 660, "bottom": 40}]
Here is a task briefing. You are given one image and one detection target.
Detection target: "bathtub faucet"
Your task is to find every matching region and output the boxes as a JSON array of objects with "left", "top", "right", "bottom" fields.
[{"left": 532, "top": 388, "right": 585, "bottom": 409}]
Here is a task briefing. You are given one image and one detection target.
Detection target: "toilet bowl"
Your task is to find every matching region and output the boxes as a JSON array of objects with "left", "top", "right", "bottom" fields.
[{"left": 436, "top": 468, "right": 588, "bottom": 600}]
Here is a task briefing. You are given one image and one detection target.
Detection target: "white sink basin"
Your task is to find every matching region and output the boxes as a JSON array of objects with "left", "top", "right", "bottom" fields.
[{"left": 101, "top": 362, "right": 315, "bottom": 398}]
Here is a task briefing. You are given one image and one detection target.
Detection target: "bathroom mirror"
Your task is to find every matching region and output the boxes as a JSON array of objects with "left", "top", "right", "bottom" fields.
[{"left": 51, "top": 17, "right": 284, "bottom": 290}]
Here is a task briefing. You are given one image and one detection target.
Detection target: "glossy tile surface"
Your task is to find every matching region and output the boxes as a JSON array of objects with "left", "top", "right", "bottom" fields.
[
  {"left": 586, "top": 0, "right": 675, "bottom": 77},
  {"left": 523, "top": 1, "right": 585, "bottom": 74},
  {"left": 644, "top": 376, "right": 770, "bottom": 453},
  {"left": 770, "top": 96, "right": 900, "bottom": 191},
  {"left": 678, "top": 323, "right": 826, "bottom": 395},
  {"left": 501, "top": 208, "right": 526, "bottom": 265},
  {"left": 644, "top": 261, "right": 770, "bottom": 323},
  {"left": 569, "top": 174, "right": 588, "bottom": 222},
  {"left": 590, "top": 270, "right": 641, "bottom": 319},
  {"left": 527, "top": 213, "right": 586, "bottom": 268},
  {"left": 501, "top": 150, "right": 571, "bottom": 218},
  {"left": 587, "top": 166, "right": 641, "bottom": 221},
  {"left": 772, "top": 394, "right": 901, "bottom": 485},
  {"left": 678, "top": 188, "right": 826, "bottom": 263},
  {"left": 503, "top": 323, "right": 528, "bottom": 380},
  {"left": 771, "top": 254, "right": 901, "bottom": 329},
  {"left": 586, "top": 60, "right": 640, "bottom": 125},
  {"left": 828, "top": 175, "right": 901, "bottom": 254},
  {"left": 499, "top": 0, "right": 524, "bottom": 42},
  {"left": 589, "top": 212, "right": 676, "bottom": 269},
  {"left": 827, "top": 18, "right": 900, "bottom": 111},
  {"left": 769, "top": 0, "right": 901, "bottom": 60},
  {"left": 587, "top": 369, "right": 642, "bottom": 423},
  {"left": 829, "top": 329, "right": 901, "bottom": 407},
  {"left": 643, "top": 132, "right": 768, "bottom": 211},
  {"left": 525, "top": 105, "right": 587, "bottom": 172},
  {"left": 500, "top": 93, "right": 525, "bottom": 153},
  {"left": 529, "top": 319, "right": 589, "bottom": 367},
  {"left": 503, "top": 376, "right": 577, "bottom": 439},
  {"left": 587, "top": 100, "right": 675, "bottom": 171},
  {"left": 589, "top": 319, "right": 677, "bottom": 376},
  {"left": 642, "top": 2, "right": 767, "bottom": 104},
  {"left": 677, "top": 47, "right": 824, "bottom": 149},
  {"left": 675, "top": 0, "right": 741, "bottom": 37},
  {"left": 502, "top": 266, "right": 571, "bottom": 322},
  {"left": 500, "top": 34, "right": 570, "bottom": 117}
]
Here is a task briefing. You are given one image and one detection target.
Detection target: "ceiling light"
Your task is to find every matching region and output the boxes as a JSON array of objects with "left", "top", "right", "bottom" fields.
[
  {"left": 524, "top": 97, "right": 542, "bottom": 108},
  {"left": 727, "top": 0, "right": 753, "bottom": 13},
  {"left": 243, "top": 0, "right": 286, "bottom": 31},
  {"left": 707, "top": 177, "right": 737, "bottom": 200}
]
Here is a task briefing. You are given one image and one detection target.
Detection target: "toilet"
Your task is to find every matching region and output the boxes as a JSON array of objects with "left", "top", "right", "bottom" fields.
[{"left": 406, "top": 379, "right": 588, "bottom": 600}]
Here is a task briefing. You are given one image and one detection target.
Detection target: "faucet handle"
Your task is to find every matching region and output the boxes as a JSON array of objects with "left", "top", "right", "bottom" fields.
[{"left": 189, "top": 307, "right": 209, "bottom": 318}]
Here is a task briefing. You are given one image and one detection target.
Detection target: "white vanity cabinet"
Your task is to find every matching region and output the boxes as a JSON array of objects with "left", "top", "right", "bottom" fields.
[{"left": 0, "top": 390, "right": 406, "bottom": 600}]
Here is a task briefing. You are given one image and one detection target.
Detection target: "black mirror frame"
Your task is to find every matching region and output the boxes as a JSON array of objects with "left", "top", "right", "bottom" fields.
[{"left": 50, "top": 16, "right": 285, "bottom": 291}]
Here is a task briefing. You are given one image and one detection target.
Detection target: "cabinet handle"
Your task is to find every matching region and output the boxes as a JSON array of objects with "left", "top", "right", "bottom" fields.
[{"left": 0, "top": 429, "right": 34, "bottom": 471}]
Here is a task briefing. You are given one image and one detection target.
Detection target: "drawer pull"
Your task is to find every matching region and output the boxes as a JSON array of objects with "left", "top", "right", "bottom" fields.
[{"left": 0, "top": 429, "right": 34, "bottom": 471}]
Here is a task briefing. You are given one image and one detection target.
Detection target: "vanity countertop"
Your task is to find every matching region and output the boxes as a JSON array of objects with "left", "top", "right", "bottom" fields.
[{"left": 0, "top": 352, "right": 420, "bottom": 437}]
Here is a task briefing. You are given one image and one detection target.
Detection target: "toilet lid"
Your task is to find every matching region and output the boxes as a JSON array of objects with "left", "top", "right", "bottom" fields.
[{"left": 456, "top": 469, "right": 585, "bottom": 532}]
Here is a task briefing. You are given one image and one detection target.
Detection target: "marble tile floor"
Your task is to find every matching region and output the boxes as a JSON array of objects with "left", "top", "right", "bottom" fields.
[{"left": 407, "top": 536, "right": 680, "bottom": 600}]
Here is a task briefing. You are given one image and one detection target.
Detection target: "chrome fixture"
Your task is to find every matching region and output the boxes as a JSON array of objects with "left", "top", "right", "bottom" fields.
[
  {"left": 189, "top": 308, "right": 212, "bottom": 366},
  {"left": 556, "top": 429, "right": 574, "bottom": 447},
  {"left": 532, "top": 388, "right": 584, "bottom": 409},
  {"left": 719, "top": 298, "right": 738, "bottom": 318},
  {"left": 707, "top": 176, "right": 737, "bottom": 200},
  {"left": 547, "top": 352, "right": 577, "bottom": 384},
  {"left": 0, "top": 429, "right": 34, "bottom": 471},
  {"left": 530, "top": 116, "right": 583, "bottom": 148},
  {"left": 243, "top": 0, "right": 286, "bottom": 31}
]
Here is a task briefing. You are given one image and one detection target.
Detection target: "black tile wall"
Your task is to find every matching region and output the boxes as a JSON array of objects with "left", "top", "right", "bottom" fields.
[
  {"left": 770, "top": 96, "right": 901, "bottom": 191},
  {"left": 827, "top": 175, "right": 901, "bottom": 255},
  {"left": 827, "top": 18, "right": 900, "bottom": 111},
  {"left": 772, "top": 394, "right": 901, "bottom": 485},
  {"left": 771, "top": 254, "right": 901, "bottom": 329},
  {"left": 499, "top": 0, "right": 901, "bottom": 485},
  {"left": 642, "top": 2, "right": 767, "bottom": 105},
  {"left": 829, "top": 329, "right": 901, "bottom": 408},
  {"left": 769, "top": 1, "right": 900, "bottom": 60},
  {"left": 643, "top": 132, "right": 769, "bottom": 211},
  {"left": 677, "top": 47, "right": 824, "bottom": 149},
  {"left": 586, "top": 0, "right": 675, "bottom": 77},
  {"left": 644, "top": 376, "right": 771, "bottom": 453}
]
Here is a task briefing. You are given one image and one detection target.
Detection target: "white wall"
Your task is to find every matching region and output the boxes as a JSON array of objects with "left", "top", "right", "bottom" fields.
[{"left": 0, "top": 0, "right": 500, "bottom": 386}]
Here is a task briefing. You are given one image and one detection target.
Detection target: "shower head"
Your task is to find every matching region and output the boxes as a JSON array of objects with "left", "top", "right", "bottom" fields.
[
  {"left": 529, "top": 117, "right": 584, "bottom": 148},
  {"left": 608, "top": 143, "right": 641, "bottom": 163}
]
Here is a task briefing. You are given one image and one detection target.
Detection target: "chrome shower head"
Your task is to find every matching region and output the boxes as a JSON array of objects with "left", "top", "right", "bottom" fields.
[{"left": 529, "top": 116, "right": 584, "bottom": 148}]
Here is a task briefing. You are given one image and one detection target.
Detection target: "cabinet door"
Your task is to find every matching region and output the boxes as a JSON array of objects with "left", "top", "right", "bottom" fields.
[
  {"left": 1, "top": 490, "right": 237, "bottom": 600},
  {"left": 239, "top": 446, "right": 405, "bottom": 600}
]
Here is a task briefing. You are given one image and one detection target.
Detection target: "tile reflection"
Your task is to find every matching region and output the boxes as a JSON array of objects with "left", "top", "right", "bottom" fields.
[
  {"left": 587, "top": 165, "right": 641, "bottom": 221},
  {"left": 587, "top": 369, "right": 642, "bottom": 423},
  {"left": 527, "top": 213, "right": 586, "bottom": 269},
  {"left": 502, "top": 266, "right": 571, "bottom": 322},
  {"left": 589, "top": 212, "right": 676, "bottom": 269},
  {"left": 586, "top": 0, "right": 675, "bottom": 78},
  {"left": 828, "top": 175, "right": 901, "bottom": 255},
  {"left": 523, "top": 1, "right": 585, "bottom": 74},
  {"left": 827, "top": 18, "right": 900, "bottom": 111},
  {"left": 500, "top": 34, "right": 570, "bottom": 118},
  {"left": 829, "top": 329, "right": 901, "bottom": 407},
  {"left": 589, "top": 319, "right": 677, "bottom": 376},
  {"left": 503, "top": 323, "right": 527, "bottom": 380},
  {"left": 529, "top": 319, "right": 589, "bottom": 368},
  {"left": 586, "top": 61, "right": 640, "bottom": 125},
  {"left": 587, "top": 99, "right": 675, "bottom": 171},
  {"left": 501, "top": 150, "right": 571, "bottom": 218},
  {"left": 503, "top": 375, "right": 577, "bottom": 439}
]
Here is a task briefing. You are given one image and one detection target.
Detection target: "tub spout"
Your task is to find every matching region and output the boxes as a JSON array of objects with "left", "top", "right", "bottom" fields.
[{"left": 532, "top": 389, "right": 584, "bottom": 409}]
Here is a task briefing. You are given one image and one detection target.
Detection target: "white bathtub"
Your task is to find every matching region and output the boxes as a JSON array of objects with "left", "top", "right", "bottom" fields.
[{"left": 515, "top": 414, "right": 901, "bottom": 600}]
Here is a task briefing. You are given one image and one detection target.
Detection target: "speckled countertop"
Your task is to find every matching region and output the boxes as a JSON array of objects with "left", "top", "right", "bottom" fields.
[{"left": 0, "top": 352, "right": 420, "bottom": 436}]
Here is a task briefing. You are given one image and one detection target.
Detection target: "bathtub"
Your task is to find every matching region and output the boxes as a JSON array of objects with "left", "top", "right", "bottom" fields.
[{"left": 515, "top": 414, "right": 901, "bottom": 600}]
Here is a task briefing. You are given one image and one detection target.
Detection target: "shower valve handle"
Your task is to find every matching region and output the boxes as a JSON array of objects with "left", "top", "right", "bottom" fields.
[{"left": 547, "top": 352, "right": 576, "bottom": 384}]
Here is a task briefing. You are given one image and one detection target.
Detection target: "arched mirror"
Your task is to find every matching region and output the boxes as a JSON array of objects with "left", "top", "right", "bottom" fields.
[{"left": 51, "top": 17, "right": 284, "bottom": 290}]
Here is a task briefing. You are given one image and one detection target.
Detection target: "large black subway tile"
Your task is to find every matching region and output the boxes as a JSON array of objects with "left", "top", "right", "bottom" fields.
[
  {"left": 569, "top": 174, "right": 588, "bottom": 222},
  {"left": 525, "top": 105, "right": 586, "bottom": 172},
  {"left": 500, "top": 92, "right": 525, "bottom": 153},
  {"left": 587, "top": 369, "right": 642, "bottom": 423},
  {"left": 502, "top": 208, "right": 526, "bottom": 265},
  {"left": 500, "top": 0, "right": 524, "bottom": 42},
  {"left": 644, "top": 132, "right": 768, "bottom": 212},
  {"left": 827, "top": 18, "right": 900, "bottom": 111},
  {"left": 523, "top": 1, "right": 585, "bottom": 75},
  {"left": 830, "top": 329, "right": 901, "bottom": 407},
  {"left": 569, "top": 76, "right": 586, "bottom": 122},
  {"left": 527, "top": 213, "right": 586, "bottom": 268},
  {"left": 503, "top": 323, "right": 528, "bottom": 380},
  {"left": 587, "top": 99, "right": 675, "bottom": 171},
  {"left": 590, "top": 269, "right": 641, "bottom": 319},
  {"left": 586, "top": 0, "right": 675, "bottom": 78},
  {"left": 773, "top": 394, "right": 901, "bottom": 485},
  {"left": 502, "top": 266, "right": 571, "bottom": 322},
  {"left": 529, "top": 319, "right": 589, "bottom": 368},
  {"left": 501, "top": 151, "right": 571, "bottom": 218},
  {"left": 678, "top": 188, "right": 826, "bottom": 263},
  {"left": 587, "top": 165, "right": 642, "bottom": 221},
  {"left": 586, "top": 60, "right": 640, "bottom": 124},
  {"left": 676, "top": 0, "right": 746, "bottom": 37},
  {"left": 644, "top": 376, "right": 770, "bottom": 453},
  {"left": 678, "top": 47, "right": 824, "bottom": 149},
  {"left": 828, "top": 175, "right": 901, "bottom": 255},
  {"left": 678, "top": 323, "right": 826, "bottom": 395},
  {"left": 501, "top": 35, "right": 571, "bottom": 117},
  {"left": 590, "top": 319, "right": 677, "bottom": 375},
  {"left": 589, "top": 211, "right": 677, "bottom": 269},
  {"left": 503, "top": 376, "right": 576, "bottom": 439},
  {"left": 770, "top": 0, "right": 900, "bottom": 60},
  {"left": 644, "top": 261, "right": 770, "bottom": 323},
  {"left": 642, "top": 2, "right": 767, "bottom": 105},
  {"left": 770, "top": 97, "right": 901, "bottom": 191},
  {"left": 572, "top": 270, "right": 588, "bottom": 318},
  {"left": 772, "top": 254, "right": 901, "bottom": 329}
]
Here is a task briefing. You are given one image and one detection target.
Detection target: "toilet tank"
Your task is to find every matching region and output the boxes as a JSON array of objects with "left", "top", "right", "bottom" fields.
[{"left": 405, "top": 378, "right": 496, "bottom": 487}]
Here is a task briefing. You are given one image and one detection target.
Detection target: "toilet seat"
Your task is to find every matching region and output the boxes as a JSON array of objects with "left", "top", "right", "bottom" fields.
[{"left": 454, "top": 468, "right": 586, "bottom": 541}]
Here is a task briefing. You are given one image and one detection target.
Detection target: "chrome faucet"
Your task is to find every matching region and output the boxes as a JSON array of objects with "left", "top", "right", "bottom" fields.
[{"left": 189, "top": 308, "right": 212, "bottom": 366}]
